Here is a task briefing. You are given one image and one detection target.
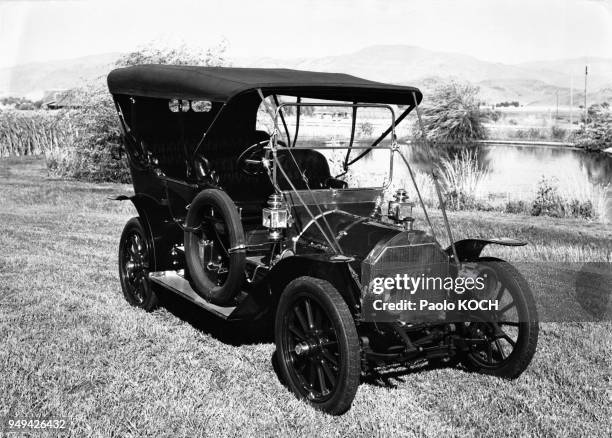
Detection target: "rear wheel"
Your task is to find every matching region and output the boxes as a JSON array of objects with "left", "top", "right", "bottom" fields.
[
  {"left": 275, "top": 276, "right": 360, "bottom": 415},
  {"left": 460, "top": 258, "right": 539, "bottom": 379},
  {"left": 118, "top": 217, "right": 158, "bottom": 311}
]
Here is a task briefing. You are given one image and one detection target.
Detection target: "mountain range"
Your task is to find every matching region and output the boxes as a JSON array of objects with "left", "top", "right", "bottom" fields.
[{"left": 1, "top": 45, "right": 610, "bottom": 106}]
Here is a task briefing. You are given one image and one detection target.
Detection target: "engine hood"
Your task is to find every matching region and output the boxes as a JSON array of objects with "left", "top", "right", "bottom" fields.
[{"left": 293, "top": 210, "right": 434, "bottom": 260}]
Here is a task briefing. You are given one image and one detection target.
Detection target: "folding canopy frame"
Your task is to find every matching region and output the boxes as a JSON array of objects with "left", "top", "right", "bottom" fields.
[
  {"left": 107, "top": 65, "right": 458, "bottom": 263},
  {"left": 262, "top": 93, "right": 459, "bottom": 265}
]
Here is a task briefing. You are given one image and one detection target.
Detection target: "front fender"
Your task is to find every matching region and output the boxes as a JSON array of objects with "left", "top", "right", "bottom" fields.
[
  {"left": 264, "top": 254, "right": 361, "bottom": 314},
  {"left": 446, "top": 238, "right": 526, "bottom": 262}
]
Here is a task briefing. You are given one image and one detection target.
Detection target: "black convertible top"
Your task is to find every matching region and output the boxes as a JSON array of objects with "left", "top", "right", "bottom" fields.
[{"left": 107, "top": 65, "right": 422, "bottom": 105}]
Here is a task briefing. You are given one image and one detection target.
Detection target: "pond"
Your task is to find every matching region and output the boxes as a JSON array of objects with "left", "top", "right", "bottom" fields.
[
  {"left": 401, "top": 143, "right": 612, "bottom": 221},
  {"left": 289, "top": 138, "right": 612, "bottom": 222}
]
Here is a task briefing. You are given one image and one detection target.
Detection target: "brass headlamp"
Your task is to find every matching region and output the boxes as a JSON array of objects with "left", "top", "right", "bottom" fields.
[
  {"left": 387, "top": 188, "right": 415, "bottom": 229},
  {"left": 262, "top": 194, "right": 290, "bottom": 240}
]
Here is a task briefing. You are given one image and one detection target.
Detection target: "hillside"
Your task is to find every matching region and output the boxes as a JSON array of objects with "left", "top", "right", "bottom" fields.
[
  {"left": 1, "top": 46, "right": 610, "bottom": 106},
  {"left": 0, "top": 53, "right": 120, "bottom": 99}
]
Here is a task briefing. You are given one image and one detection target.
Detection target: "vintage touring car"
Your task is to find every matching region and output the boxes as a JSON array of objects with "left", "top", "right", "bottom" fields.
[{"left": 107, "top": 65, "right": 538, "bottom": 415}]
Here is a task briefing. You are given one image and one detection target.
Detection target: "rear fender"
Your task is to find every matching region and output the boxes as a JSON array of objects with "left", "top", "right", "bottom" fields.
[
  {"left": 447, "top": 238, "right": 526, "bottom": 262},
  {"left": 110, "top": 194, "right": 180, "bottom": 270}
]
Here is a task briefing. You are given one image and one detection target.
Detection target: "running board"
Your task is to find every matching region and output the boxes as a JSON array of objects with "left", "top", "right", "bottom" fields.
[{"left": 149, "top": 271, "right": 237, "bottom": 319}]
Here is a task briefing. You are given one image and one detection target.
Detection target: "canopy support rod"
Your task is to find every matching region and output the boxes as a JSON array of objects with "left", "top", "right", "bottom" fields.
[
  {"left": 292, "top": 97, "right": 301, "bottom": 147},
  {"left": 192, "top": 102, "right": 226, "bottom": 158},
  {"left": 347, "top": 105, "right": 412, "bottom": 166},
  {"left": 273, "top": 95, "right": 291, "bottom": 147},
  {"left": 342, "top": 104, "right": 358, "bottom": 172},
  {"left": 411, "top": 91, "right": 459, "bottom": 266}
]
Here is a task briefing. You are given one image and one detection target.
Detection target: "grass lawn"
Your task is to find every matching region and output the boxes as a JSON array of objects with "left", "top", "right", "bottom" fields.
[{"left": 0, "top": 157, "right": 610, "bottom": 437}]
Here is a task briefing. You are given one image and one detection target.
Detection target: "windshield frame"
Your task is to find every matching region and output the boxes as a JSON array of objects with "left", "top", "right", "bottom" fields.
[{"left": 268, "top": 102, "right": 399, "bottom": 192}]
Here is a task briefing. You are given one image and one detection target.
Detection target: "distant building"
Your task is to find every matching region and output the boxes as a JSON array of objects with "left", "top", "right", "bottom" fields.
[{"left": 42, "top": 89, "right": 80, "bottom": 109}]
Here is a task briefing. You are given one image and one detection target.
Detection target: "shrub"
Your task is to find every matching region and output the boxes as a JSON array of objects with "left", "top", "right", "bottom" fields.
[
  {"left": 568, "top": 199, "right": 595, "bottom": 219},
  {"left": 44, "top": 87, "right": 130, "bottom": 182},
  {"left": 572, "top": 103, "right": 612, "bottom": 151},
  {"left": 40, "top": 41, "right": 230, "bottom": 182},
  {"left": 482, "top": 108, "right": 502, "bottom": 122},
  {"left": 551, "top": 125, "right": 567, "bottom": 141},
  {"left": 505, "top": 199, "right": 530, "bottom": 214},
  {"left": 531, "top": 176, "right": 566, "bottom": 217},
  {"left": 116, "top": 40, "right": 229, "bottom": 68},
  {"left": 414, "top": 81, "right": 488, "bottom": 144},
  {"left": 358, "top": 122, "right": 374, "bottom": 138},
  {"left": 528, "top": 127, "right": 547, "bottom": 140},
  {"left": 512, "top": 127, "right": 548, "bottom": 140}
]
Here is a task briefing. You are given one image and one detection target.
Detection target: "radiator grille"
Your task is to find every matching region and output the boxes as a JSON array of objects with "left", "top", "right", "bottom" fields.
[{"left": 361, "top": 236, "right": 450, "bottom": 323}]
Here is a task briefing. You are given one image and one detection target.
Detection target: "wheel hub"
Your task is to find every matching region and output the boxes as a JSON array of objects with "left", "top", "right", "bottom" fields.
[
  {"left": 126, "top": 260, "right": 143, "bottom": 275},
  {"left": 294, "top": 342, "right": 311, "bottom": 356}
]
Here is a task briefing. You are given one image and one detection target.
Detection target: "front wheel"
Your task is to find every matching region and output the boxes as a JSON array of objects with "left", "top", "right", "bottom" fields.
[
  {"left": 275, "top": 276, "right": 361, "bottom": 415},
  {"left": 118, "top": 217, "right": 158, "bottom": 311},
  {"left": 460, "top": 257, "right": 539, "bottom": 379}
]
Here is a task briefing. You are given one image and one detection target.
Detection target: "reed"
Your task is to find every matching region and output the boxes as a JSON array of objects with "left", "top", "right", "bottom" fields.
[
  {"left": 437, "top": 149, "right": 489, "bottom": 210},
  {"left": 559, "top": 174, "right": 610, "bottom": 223},
  {"left": 0, "top": 110, "right": 79, "bottom": 158}
]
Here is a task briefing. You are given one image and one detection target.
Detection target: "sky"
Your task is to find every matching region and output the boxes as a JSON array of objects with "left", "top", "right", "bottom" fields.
[{"left": 1, "top": 0, "right": 611, "bottom": 69}]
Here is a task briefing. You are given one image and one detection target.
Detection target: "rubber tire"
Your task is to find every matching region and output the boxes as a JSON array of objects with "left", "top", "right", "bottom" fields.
[
  {"left": 184, "top": 189, "right": 246, "bottom": 305},
  {"left": 275, "top": 276, "right": 361, "bottom": 415},
  {"left": 118, "top": 217, "right": 158, "bottom": 311},
  {"left": 461, "top": 257, "right": 539, "bottom": 379}
]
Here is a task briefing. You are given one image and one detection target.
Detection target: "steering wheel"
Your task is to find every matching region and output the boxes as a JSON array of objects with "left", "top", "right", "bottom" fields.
[
  {"left": 236, "top": 140, "right": 269, "bottom": 176},
  {"left": 237, "top": 139, "right": 286, "bottom": 176}
]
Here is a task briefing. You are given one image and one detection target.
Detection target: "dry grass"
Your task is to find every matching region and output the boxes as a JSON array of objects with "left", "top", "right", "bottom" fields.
[
  {"left": 0, "top": 157, "right": 610, "bottom": 437},
  {"left": 437, "top": 149, "right": 490, "bottom": 205},
  {"left": 0, "top": 110, "right": 78, "bottom": 158}
]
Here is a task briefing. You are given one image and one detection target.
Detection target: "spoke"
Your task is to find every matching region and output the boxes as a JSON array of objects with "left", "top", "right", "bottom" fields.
[
  {"left": 321, "top": 338, "right": 338, "bottom": 348},
  {"left": 308, "top": 362, "right": 316, "bottom": 388},
  {"left": 313, "top": 304, "right": 323, "bottom": 330},
  {"left": 212, "top": 229, "right": 229, "bottom": 257},
  {"left": 134, "top": 234, "right": 142, "bottom": 252},
  {"left": 486, "top": 342, "right": 493, "bottom": 363},
  {"left": 320, "top": 360, "right": 337, "bottom": 387},
  {"left": 495, "top": 339, "right": 506, "bottom": 360},
  {"left": 293, "top": 306, "right": 309, "bottom": 333},
  {"left": 495, "top": 284, "right": 505, "bottom": 302},
  {"left": 498, "top": 321, "right": 520, "bottom": 327},
  {"left": 503, "top": 334, "right": 516, "bottom": 347},
  {"left": 321, "top": 349, "right": 339, "bottom": 368},
  {"left": 316, "top": 364, "right": 327, "bottom": 395},
  {"left": 304, "top": 299, "right": 315, "bottom": 330},
  {"left": 498, "top": 302, "right": 516, "bottom": 315},
  {"left": 288, "top": 324, "right": 306, "bottom": 341}
]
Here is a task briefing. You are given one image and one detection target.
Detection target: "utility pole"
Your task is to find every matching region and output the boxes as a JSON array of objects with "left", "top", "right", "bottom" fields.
[
  {"left": 570, "top": 75, "right": 573, "bottom": 126},
  {"left": 556, "top": 90, "right": 559, "bottom": 120},
  {"left": 584, "top": 65, "right": 588, "bottom": 124}
]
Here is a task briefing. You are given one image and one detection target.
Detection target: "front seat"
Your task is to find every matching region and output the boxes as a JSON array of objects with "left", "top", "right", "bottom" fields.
[{"left": 276, "top": 149, "right": 347, "bottom": 190}]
